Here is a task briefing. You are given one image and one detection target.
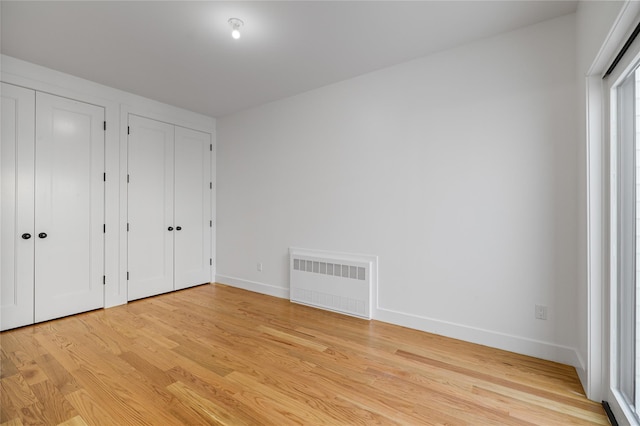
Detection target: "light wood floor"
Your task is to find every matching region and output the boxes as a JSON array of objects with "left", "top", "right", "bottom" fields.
[{"left": 1, "top": 283, "right": 607, "bottom": 425}]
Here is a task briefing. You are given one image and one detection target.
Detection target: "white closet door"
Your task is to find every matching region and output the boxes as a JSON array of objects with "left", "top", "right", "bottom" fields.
[
  {"left": 34, "top": 92, "right": 105, "bottom": 322},
  {"left": 127, "top": 115, "right": 174, "bottom": 301},
  {"left": 174, "top": 126, "right": 211, "bottom": 290},
  {"left": 1, "top": 83, "right": 35, "bottom": 330}
]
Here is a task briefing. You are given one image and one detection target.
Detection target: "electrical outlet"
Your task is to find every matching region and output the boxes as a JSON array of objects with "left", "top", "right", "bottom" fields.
[
  {"left": 535, "top": 304, "right": 548, "bottom": 320},
  {"left": 257, "top": 262, "right": 263, "bottom": 272}
]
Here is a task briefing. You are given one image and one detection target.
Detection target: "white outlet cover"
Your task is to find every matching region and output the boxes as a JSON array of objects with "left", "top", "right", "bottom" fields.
[{"left": 535, "top": 304, "right": 548, "bottom": 320}]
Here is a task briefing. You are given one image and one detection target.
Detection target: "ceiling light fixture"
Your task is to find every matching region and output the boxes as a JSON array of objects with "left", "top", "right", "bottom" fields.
[{"left": 228, "top": 18, "right": 244, "bottom": 40}]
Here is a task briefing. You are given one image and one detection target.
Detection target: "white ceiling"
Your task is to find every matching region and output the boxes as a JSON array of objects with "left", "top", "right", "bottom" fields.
[{"left": 1, "top": 1, "right": 578, "bottom": 117}]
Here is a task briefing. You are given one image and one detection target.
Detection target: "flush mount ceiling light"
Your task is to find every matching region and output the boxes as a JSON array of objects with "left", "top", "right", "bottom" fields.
[{"left": 228, "top": 18, "right": 244, "bottom": 40}]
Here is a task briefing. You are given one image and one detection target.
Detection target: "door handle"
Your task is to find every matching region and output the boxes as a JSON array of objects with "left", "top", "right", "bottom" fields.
[
  {"left": 176, "top": 226, "right": 182, "bottom": 231},
  {"left": 38, "top": 232, "right": 47, "bottom": 239},
  {"left": 168, "top": 227, "right": 174, "bottom": 231},
  {"left": 21, "top": 233, "right": 31, "bottom": 240}
]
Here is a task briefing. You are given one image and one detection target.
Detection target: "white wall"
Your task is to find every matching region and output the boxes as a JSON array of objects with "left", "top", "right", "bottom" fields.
[{"left": 217, "top": 15, "right": 582, "bottom": 367}]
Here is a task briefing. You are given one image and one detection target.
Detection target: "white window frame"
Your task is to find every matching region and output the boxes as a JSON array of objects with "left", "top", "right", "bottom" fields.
[
  {"left": 589, "top": 5, "right": 640, "bottom": 425},
  {"left": 606, "top": 60, "right": 639, "bottom": 425},
  {"left": 585, "top": 2, "right": 640, "bottom": 425}
]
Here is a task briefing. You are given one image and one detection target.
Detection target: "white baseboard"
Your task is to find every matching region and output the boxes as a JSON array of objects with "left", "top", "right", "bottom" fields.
[
  {"left": 374, "top": 307, "right": 585, "bottom": 372},
  {"left": 213, "top": 275, "right": 584, "bottom": 373},
  {"left": 574, "top": 352, "right": 587, "bottom": 395},
  {"left": 215, "top": 275, "right": 289, "bottom": 299}
]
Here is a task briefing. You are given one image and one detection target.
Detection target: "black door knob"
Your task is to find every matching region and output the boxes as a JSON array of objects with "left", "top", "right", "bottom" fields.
[
  {"left": 38, "top": 232, "right": 47, "bottom": 239},
  {"left": 21, "top": 233, "right": 31, "bottom": 240},
  {"left": 176, "top": 226, "right": 182, "bottom": 231},
  {"left": 168, "top": 227, "right": 174, "bottom": 231}
]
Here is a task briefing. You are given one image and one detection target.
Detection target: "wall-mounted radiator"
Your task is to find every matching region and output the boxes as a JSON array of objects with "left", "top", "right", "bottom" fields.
[{"left": 289, "top": 247, "right": 377, "bottom": 319}]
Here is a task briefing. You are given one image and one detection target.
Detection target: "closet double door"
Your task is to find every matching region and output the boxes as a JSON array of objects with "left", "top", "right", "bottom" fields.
[
  {"left": 127, "top": 114, "right": 211, "bottom": 301},
  {"left": 1, "top": 83, "right": 105, "bottom": 331}
]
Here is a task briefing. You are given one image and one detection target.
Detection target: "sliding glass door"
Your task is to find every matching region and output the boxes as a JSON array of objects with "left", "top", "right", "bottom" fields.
[{"left": 608, "top": 58, "right": 640, "bottom": 425}]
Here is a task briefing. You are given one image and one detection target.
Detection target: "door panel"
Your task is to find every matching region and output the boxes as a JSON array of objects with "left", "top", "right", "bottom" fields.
[
  {"left": 34, "top": 92, "right": 105, "bottom": 322},
  {"left": 127, "top": 115, "right": 174, "bottom": 301},
  {"left": 174, "top": 126, "right": 211, "bottom": 290},
  {"left": 1, "top": 83, "right": 35, "bottom": 330}
]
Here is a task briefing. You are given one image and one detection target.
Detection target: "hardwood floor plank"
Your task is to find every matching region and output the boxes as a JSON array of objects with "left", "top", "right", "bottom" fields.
[
  {"left": 0, "top": 284, "right": 605, "bottom": 425},
  {"left": 11, "top": 403, "right": 47, "bottom": 426},
  {"left": 31, "top": 334, "right": 81, "bottom": 376},
  {"left": 391, "top": 330, "right": 585, "bottom": 398},
  {"left": 56, "top": 416, "right": 88, "bottom": 426},
  {"left": 163, "top": 397, "right": 219, "bottom": 426},
  {"left": 64, "top": 342, "right": 180, "bottom": 421},
  {"left": 0, "top": 417, "right": 24, "bottom": 426},
  {"left": 70, "top": 366, "right": 172, "bottom": 425},
  {"left": 368, "top": 365, "right": 566, "bottom": 426},
  {"left": 118, "top": 351, "right": 175, "bottom": 388},
  {"left": 471, "top": 385, "right": 609, "bottom": 425},
  {"left": 309, "top": 365, "right": 442, "bottom": 425},
  {"left": 14, "top": 361, "right": 47, "bottom": 387},
  {"left": 168, "top": 334, "right": 235, "bottom": 377},
  {"left": 167, "top": 380, "right": 250, "bottom": 426},
  {"left": 127, "top": 339, "right": 181, "bottom": 371},
  {"left": 0, "top": 376, "right": 20, "bottom": 424},
  {"left": 257, "top": 325, "right": 329, "bottom": 352},
  {"left": 397, "top": 348, "right": 602, "bottom": 414},
  {"left": 1, "top": 373, "right": 39, "bottom": 409},
  {"left": 227, "top": 358, "right": 398, "bottom": 425},
  {"left": 63, "top": 389, "right": 118, "bottom": 426},
  {"left": 1, "top": 330, "right": 47, "bottom": 360},
  {"left": 165, "top": 365, "right": 273, "bottom": 425},
  {"left": 30, "top": 380, "right": 78, "bottom": 425},
  {"left": 74, "top": 315, "right": 131, "bottom": 356},
  {"left": 0, "top": 349, "right": 18, "bottom": 379},
  {"left": 226, "top": 371, "right": 338, "bottom": 425},
  {"left": 33, "top": 354, "right": 81, "bottom": 396}
]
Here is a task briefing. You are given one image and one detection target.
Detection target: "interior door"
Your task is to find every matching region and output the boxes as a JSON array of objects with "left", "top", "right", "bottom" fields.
[
  {"left": 1, "top": 83, "right": 35, "bottom": 330},
  {"left": 127, "top": 114, "right": 174, "bottom": 301},
  {"left": 34, "top": 92, "right": 105, "bottom": 322},
  {"left": 174, "top": 126, "right": 211, "bottom": 290}
]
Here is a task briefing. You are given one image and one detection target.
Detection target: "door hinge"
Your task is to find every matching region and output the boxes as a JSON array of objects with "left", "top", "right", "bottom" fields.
[
  {"left": 103, "top": 121, "right": 106, "bottom": 131},
  {"left": 127, "top": 223, "right": 130, "bottom": 232},
  {"left": 210, "top": 258, "right": 212, "bottom": 266},
  {"left": 210, "top": 144, "right": 212, "bottom": 152},
  {"left": 103, "top": 224, "right": 106, "bottom": 233},
  {"left": 127, "top": 271, "right": 129, "bottom": 280},
  {"left": 127, "top": 174, "right": 130, "bottom": 183},
  {"left": 210, "top": 182, "right": 212, "bottom": 189},
  {"left": 210, "top": 220, "right": 212, "bottom": 227},
  {"left": 127, "top": 126, "right": 130, "bottom": 135},
  {"left": 103, "top": 172, "right": 106, "bottom": 182},
  {"left": 103, "top": 275, "right": 106, "bottom": 285}
]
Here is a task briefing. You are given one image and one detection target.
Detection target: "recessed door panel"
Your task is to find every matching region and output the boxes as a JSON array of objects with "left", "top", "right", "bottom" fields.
[
  {"left": 174, "top": 126, "right": 211, "bottom": 290},
  {"left": 0, "top": 83, "right": 35, "bottom": 330},
  {"left": 34, "top": 92, "right": 105, "bottom": 322},
  {"left": 127, "top": 114, "right": 174, "bottom": 301}
]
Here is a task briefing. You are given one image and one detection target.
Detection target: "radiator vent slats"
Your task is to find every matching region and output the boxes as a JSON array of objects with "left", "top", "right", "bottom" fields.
[
  {"left": 289, "top": 248, "right": 376, "bottom": 320},
  {"left": 293, "top": 258, "right": 366, "bottom": 281}
]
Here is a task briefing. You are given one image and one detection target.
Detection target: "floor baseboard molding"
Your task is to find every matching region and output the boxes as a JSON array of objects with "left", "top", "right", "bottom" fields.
[
  {"left": 574, "top": 353, "right": 588, "bottom": 397},
  {"left": 215, "top": 275, "right": 289, "bottom": 299}
]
